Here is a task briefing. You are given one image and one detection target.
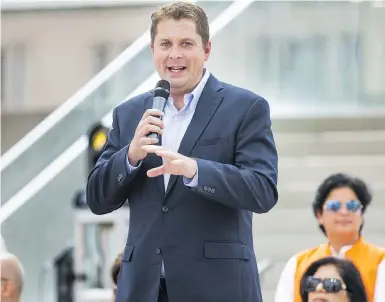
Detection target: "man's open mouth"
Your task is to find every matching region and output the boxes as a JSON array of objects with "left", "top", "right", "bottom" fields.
[{"left": 168, "top": 67, "right": 187, "bottom": 72}]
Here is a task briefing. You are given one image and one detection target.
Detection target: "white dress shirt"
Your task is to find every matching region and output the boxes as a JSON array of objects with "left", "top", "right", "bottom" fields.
[{"left": 274, "top": 245, "right": 385, "bottom": 302}]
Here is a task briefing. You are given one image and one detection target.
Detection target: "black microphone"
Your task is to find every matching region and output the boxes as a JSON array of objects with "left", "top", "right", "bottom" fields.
[{"left": 147, "top": 80, "right": 170, "bottom": 140}]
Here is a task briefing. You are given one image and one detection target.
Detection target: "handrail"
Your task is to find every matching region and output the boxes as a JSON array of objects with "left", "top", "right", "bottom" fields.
[
  {"left": 0, "top": 1, "right": 199, "bottom": 171},
  {"left": 0, "top": 0, "right": 255, "bottom": 224}
]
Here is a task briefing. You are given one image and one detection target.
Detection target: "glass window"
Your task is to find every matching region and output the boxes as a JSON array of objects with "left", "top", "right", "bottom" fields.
[
  {"left": 278, "top": 35, "right": 327, "bottom": 101},
  {"left": 338, "top": 33, "right": 361, "bottom": 100}
]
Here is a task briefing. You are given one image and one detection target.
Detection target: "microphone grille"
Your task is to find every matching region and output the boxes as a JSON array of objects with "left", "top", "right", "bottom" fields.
[
  {"left": 154, "top": 80, "right": 170, "bottom": 99},
  {"left": 156, "top": 80, "right": 170, "bottom": 92}
]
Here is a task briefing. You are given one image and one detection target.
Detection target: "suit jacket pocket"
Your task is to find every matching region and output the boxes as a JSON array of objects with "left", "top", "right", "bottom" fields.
[
  {"left": 196, "top": 137, "right": 226, "bottom": 147},
  {"left": 204, "top": 241, "right": 250, "bottom": 260},
  {"left": 192, "top": 138, "right": 228, "bottom": 163},
  {"left": 122, "top": 245, "right": 135, "bottom": 262}
]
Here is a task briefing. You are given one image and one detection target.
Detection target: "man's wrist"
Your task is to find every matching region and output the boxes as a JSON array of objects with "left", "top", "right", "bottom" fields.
[
  {"left": 185, "top": 158, "right": 197, "bottom": 179},
  {"left": 127, "top": 150, "right": 140, "bottom": 167}
]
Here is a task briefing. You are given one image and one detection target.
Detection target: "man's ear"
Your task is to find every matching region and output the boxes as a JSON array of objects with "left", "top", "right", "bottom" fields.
[
  {"left": 150, "top": 44, "right": 154, "bottom": 54},
  {"left": 203, "top": 40, "right": 211, "bottom": 61}
]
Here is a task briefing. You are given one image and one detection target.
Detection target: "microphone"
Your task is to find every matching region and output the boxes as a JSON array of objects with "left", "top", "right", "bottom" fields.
[{"left": 147, "top": 80, "right": 170, "bottom": 140}]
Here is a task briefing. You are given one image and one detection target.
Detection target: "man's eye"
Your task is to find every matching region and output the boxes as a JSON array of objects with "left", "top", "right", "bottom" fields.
[{"left": 160, "top": 42, "right": 169, "bottom": 47}]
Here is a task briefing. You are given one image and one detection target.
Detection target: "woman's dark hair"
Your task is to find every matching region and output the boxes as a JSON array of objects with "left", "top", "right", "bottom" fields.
[
  {"left": 312, "top": 173, "right": 372, "bottom": 235},
  {"left": 300, "top": 257, "right": 367, "bottom": 302},
  {"left": 111, "top": 253, "right": 123, "bottom": 285}
]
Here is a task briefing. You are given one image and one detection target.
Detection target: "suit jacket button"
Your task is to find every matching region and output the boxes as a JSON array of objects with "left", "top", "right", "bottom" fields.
[
  {"left": 156, "top": 248, "right": 161, "bottom": 255},
  {"left": 162, "top": 206, "right": 169, "bottom": 213}
]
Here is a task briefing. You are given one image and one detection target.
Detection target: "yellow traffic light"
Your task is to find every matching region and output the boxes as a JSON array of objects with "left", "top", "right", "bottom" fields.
[{"left": 91, "top": 130, "right": 107, "bottom": 152}]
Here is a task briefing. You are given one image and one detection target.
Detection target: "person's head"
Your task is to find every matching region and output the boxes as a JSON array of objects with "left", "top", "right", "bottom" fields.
[
  {"left": 300, "top": 257, "right": 367, "bottom": 302},
  {"left": 150, "top": 1, "right": 211, "bottom": 97},
  {"left": 312, "top": 173, "right": 372, "bottom": 241},
  {"left": 0, "top": 253, "right": 24, "bottom": 302},
  {"left": 110, "top": 253, "right": 122, "bottom": 300}
]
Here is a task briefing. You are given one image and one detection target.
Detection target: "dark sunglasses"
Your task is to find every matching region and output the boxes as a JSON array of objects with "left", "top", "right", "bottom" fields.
[
  {"left": 304, "top": 276, "right": 347, "bottom": 293},
  {"left": 324, "top": 200, "right": 362, "bottom": 213}
]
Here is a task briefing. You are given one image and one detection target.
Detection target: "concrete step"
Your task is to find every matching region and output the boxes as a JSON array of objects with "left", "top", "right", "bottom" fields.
[
  {"left": 253, "top": 207, "right": 385, "bottom": 234},
  {"left": 253, "top": 233, "right": 385, "bottom": 262},
  {"left": 276, "top": 181, "right": 385, "bottom": 208},
  {"left": 278, "top": 155, "right": 385, "bottom": 183},
  {"left": 271, "top": 116, "right": 385, "bottom": 133},
  {"left": 275, "top": 131, "right": 385, "bottom": 156}
]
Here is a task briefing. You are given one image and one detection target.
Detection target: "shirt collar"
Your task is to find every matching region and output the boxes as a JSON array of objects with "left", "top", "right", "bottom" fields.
[
  {"left": 328, "top": 236, "right": 363, "bottom": 258},
  {"left": 188, "top": 68, "right": 210, "bottom": 110},
  {"left": 330, "top": 245, "right": 353, "bottom": 258}
]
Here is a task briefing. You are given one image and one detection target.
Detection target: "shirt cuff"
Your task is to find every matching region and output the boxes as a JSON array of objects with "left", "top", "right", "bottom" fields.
[
  {"left": 125, "top": 153, "right": 141, "bottom": 173},
  {"left": 183, "top": 167, "right": 199, "bottom": 187}
]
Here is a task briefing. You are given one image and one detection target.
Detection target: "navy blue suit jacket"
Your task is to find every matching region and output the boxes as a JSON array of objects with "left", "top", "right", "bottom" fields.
[{"left": 86, "top": 74, "right": 278, "bottom": 302}]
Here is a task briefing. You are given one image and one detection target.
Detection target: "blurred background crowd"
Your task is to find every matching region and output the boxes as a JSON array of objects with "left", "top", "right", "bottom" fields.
[{"left": 1, "top": 0, "right": 384, "bottom": 302}]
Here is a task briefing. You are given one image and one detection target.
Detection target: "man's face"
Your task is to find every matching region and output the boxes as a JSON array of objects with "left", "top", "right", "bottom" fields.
[
  {"left": 317, "top": 187, "right": 363, "bottom": 237},
  {"left": 151, "top": 18, "right": 211, "bottom": 94}
]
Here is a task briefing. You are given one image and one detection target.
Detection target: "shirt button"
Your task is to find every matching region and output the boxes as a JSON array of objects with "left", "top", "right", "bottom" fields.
[
  {"left": 162, "top": 206, "right": 169, "bottom": 213},
  {"left": 156, "top": 248, "right": 161, "bottom": 255}
]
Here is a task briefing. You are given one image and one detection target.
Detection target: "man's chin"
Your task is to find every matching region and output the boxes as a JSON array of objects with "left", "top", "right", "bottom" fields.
[{"left": 169, "top": 79, "right": 187, "bottom": 90}]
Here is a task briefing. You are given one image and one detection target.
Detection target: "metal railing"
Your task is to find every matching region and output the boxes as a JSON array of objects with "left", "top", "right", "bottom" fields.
[{"left": 0, "top": 0, "right": 255, "bottom": 224}]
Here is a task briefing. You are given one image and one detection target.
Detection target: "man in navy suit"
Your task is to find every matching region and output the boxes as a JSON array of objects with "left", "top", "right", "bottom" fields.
[{"left": 86, "top": 2, "right": 278, "bottom": 302}]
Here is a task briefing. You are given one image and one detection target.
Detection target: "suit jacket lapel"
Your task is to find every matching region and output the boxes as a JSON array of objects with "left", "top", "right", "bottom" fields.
[
  {"left": 143, "top": 95, "right": 165, "bottom": 195},
  {"left": 165, "top": 75, "right": 224, "bottom": 197}
]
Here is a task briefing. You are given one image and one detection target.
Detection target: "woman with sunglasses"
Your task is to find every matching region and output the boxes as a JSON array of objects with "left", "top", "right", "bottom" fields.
[
  {"left": 300, "top": 257, "right": 367, "bottom": 302},
  {"left": 275, "top": 173, "right": 385, "bottom": 302}
]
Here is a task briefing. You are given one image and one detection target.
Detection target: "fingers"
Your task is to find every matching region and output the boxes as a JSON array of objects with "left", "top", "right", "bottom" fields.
[
  {"left": 142, "top": 146, "right": 180, "bottom": 161},
  {"left": 147, "top": 165, "right": 166, "bottom": 178},
  {"left": 129, "top": 110, "right": 165, "bottom": 163},
  {"left": 136, "top": 113, "right": 165, "bottom": 139},
  {"left": 138, "top": 116, "right": 164, "bottom": 129},
  {"left": 141, "top": 109, "right": 164, "bottom": 121},
  {"left": 138, "top": 124, "right": 163, "bottom": 138},
  {"left": 153, "top": 150, "right": 178, "bottom": 160},
  {"left": 138, "top": 137, "right": 159, "bottom": 146},
  {"left": 142, "top": 145, "right": 167, "bottom": 154}
]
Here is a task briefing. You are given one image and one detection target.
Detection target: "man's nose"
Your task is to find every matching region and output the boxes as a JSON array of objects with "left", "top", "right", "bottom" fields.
[{"left": 169, "top": 46, "right": 182, "bottom": 59}]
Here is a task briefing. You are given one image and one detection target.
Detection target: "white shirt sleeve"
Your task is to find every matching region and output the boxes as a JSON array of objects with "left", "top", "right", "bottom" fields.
[
  {"left": 373, "top": 258, "right": 385, "bottom": 302},
  {"left": 275, "top": 255, "right": 297, "bottom": 302}
]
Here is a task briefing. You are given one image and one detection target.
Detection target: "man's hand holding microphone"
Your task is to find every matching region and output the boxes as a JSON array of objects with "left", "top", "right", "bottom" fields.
[{"left": 127, "top": 80, "right": 197, "bottom": 179}]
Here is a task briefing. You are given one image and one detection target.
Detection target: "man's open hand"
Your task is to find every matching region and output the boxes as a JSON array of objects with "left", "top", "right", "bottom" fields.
[{"left": 141, "top": 145, "right": 197, "bottom": 179}]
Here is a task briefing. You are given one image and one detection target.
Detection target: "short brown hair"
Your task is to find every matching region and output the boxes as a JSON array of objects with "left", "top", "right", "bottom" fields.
[{"left": 150, "top": 1, "right": 210, "bottom": 44}]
